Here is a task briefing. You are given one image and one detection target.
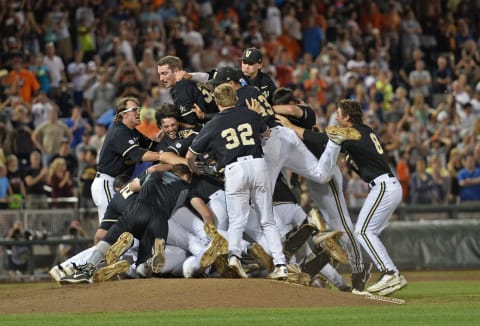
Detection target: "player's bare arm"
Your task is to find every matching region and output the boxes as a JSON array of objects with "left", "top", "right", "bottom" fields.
[
  {"left": 274, "top": 114, "right": 305, "bottom": 140},
  {"left": 190, "top": 197, "right": 215, "bottom": 225},
  {"left": 158, "top": 151, "right": 188, "bottom": 166},
  {"left": 272, "top": 104, "right": 304, "bottom": 118},
  {"left": 185, "top": 150, "right": 200, "bottom": 174}
]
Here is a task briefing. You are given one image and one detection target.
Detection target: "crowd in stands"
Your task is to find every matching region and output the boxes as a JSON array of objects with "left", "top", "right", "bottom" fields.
[{"left": 1, "top": 0, "right": 480, "bottom": 221}]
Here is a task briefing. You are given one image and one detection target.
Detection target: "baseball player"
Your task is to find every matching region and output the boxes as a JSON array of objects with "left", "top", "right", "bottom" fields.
[
  {"left": 91, "top": 96, "right": 165, "bottom": 243},
  {"left": 280, "top": 99, "right": 407, "bottom": 296},
  {"left": 60, "top": 164, "right": 193, "bottom": 284},
  {"left": 272, "top": 88, "right": 371, "bottom": 293},
  {"left": 186, "top": 84, "right": 288, "bottom": 280},
  {"left": 157, "top": 56, "right": 218, "bottom": 131},
  {"left": 240, "top": 48, "right": 277, "bottom": 104}
]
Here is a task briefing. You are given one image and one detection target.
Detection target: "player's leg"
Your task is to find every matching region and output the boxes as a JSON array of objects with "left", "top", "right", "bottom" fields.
[
  {"left": 170, "top": 207, "right": 210, "bottom": 245},
  {"left": 251, "top": 159, "right": 287, "bottom": 280},
  {"left": 90, "top": 176, "right": 114, "bottom": 223},
  {"left": 355, "top": 181, "right": 404, "bottom": 293}
]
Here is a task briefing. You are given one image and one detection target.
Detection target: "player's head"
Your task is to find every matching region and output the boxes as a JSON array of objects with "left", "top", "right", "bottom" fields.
[
  {"left": 337, "top": 99, "right": 363, "bottom": 126},
  {"left": 241, "top": 47, "right": 263, "bottom": 79},
  {"left": 113, "top": 174, "right": 131, "bottom": 191},
  {"left": 207, "top": 66, "right": 241, "bottom": 88},
  {"left": 114, "top": 96, "right": 141, "bottom": 127},
  {"left": 157, "top": 56, "right": 183, "bottom": 88},
  {"left": 155, "top": 103, "right": 180, "bottom": 140},
  {"left": 213, "top": 84, "right": 238, "bottom": 110},
  {"left": 171, "top": 163, "right": 192, "bottom": 183},
  {"left": 272, "top": 87, "right": 299, "bottom": 105}
]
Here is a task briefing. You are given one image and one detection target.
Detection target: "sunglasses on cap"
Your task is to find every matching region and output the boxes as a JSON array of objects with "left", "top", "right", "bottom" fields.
[{"left": 122, "top": 106, "right": 140, "bottom": 113}]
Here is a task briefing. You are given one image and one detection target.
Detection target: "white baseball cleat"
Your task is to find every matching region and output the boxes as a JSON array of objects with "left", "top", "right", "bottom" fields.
[
  {"left": 367, "top": 271, "right": 402, "bottom": 293},
  {"left": 378, "top": 275, "right": 408, "bottom": 296},
  {"left": 267, "top": 264, "right": 288, "bottom": 280},
  {"left": 49, "top": 265, "right": 66, "bottom": 282},
  {"left": 228, "top": 255, "right": 248, "bottom": 278}
]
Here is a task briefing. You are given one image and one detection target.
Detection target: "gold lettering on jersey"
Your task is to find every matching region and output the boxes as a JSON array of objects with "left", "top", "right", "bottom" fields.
[{"left": 221, "top": 123, "right": 255, "bottom": 149}]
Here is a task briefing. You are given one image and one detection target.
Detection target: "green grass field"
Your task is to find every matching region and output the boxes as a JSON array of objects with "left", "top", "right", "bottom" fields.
[{"left": 1, "top": 271, "right": 479, "bottom": 326}]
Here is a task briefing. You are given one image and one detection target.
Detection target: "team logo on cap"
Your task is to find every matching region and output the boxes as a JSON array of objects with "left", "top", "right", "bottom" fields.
[{"left": 245, "top": 49, "right": 252, "bottom": 58}]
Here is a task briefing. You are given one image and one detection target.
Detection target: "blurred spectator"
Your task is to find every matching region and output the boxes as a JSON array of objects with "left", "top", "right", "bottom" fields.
[
  {"left": 64, "top": 106, "right": 92, "bottom": 150},
  {"left": 84, "top": 67, "right": 116, "bottom": 121},
  {"left": 67, "top": 50, "right": 87, "bottom": 106},
  {"left": 5, "top": 154, "right": 26, "bottom": 209},
  {"left": 447, "top": 148, "right": 463, "bottom": 204},
  {"left": 31, "top": 92, "right": 58, "bottom": 128},
  {"left": 23, "top": 150, "right": 48, "bottom": 209},
  {"left": 408, "top": 60, "right": 432, "bottom": 103},
  {"left": 52, "top": 80, "right": 75, "bottom": 119},
  {"left": 43, "top": 42, "right": 66, "bottom": 98},
  {"left": 28, "top": 53, "right": 51, "bottom": 96},
  {"left": 302, "top": 15, "right": 324, "bottom": 60},
  {"left": 457, "top": 152, "right": 480, "bottom": 202},
  {"left": 31, "top": 108, "right": 71, "bottom": 167},
  {"left": 410, "top": 158, "right": 435, "bottom": 204},
  {"left": 346, "top": 171, "right": 369, "bottom": 208},
  {"left": 46, "top": 2, "right": 73, "bottom": 63},
  {"left": 4, "top": 222, "right": 30, "bottom": 281},
  {"left": 136, "top": 106, "right": 160, "bottom": 139},
  {"left": 48, "top": 138, "right": 79, "bottom": 179},
  {"left": 0, "top": 112, "right": 15, "bottom": 156},
  {"left": 0, "top": 163, "right": 8, "bottom": 209},
  {"left": 56, "top": 220, "right": 88, "bottom": 263},
  {"left": 47, "top": 157, "right": 74, "bottom": 208},
  {"left": 6, "top": 54, "right": 40, "bottom": 103},
  {"left": 431, "top": 56, "right": 453, "bottom": 105},
  {"left": 400, "top": 8, "right": 422, "bottom": 62},
  {"left": 88, "top": 122, "right": 107, "bottom": 156},
  {"left": 78, "top": 148, "right": 97, "bottom": 212},
  {"left": 426, "top": 155, "right": 449, "bottom": 204},
  {"left": 396, "top": 149, "right": 411, "bottom": 202}
]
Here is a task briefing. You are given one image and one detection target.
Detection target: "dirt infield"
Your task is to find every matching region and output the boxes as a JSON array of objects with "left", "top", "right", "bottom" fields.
[
  {"left": 2, "top": 271, "right": 480, "bottom": 314},
  {"left": 0, "top": 278, "right": 385, "bottom": 314}
]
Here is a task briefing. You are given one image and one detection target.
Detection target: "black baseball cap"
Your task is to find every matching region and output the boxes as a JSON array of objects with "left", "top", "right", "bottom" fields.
[
  {"left": 207, "top": 66, "right": 241, "bottom": 85},
  {"left": 242, "top": 48, "right": 262, "bottom": 64}
]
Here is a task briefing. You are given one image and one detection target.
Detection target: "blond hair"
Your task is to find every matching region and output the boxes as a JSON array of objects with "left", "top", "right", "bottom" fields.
[
  {"left": 213, "top": 84, "right": 237, "bottom": 108},
  {"left": 48, "top": 157, "right": 67, "bottom": 182}
]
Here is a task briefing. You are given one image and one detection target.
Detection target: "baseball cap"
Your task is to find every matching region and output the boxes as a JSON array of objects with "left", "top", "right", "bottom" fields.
[
  {"left": 242, "top": 48, "right": 262, "bottom": 64},
  {"left": 207, "top": 66, "right": 241, "bottom": 85}
]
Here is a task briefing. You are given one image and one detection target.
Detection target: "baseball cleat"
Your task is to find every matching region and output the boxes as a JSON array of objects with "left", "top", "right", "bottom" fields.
[
  {"left": 105, "top": 232, "right": 134, "bottom": 266},
  {"left": 284, "top": 223, "right": 317, "bottom": 260},
  {"left": 248, "top": 243, "right": 274, "bottom": 272},
  {"left": 267, "top": 264, "right": 288, "bottom": 281},
  {"left": 203, "top": 223, "right": 219, "bottom": 239},
  {"left": 228, "top": 255, "right": 248, "bottom": 278},
  {"left": 308, "top": 208, "right": 327, "bottom": 232},
  {"left": 325, "top": 125, "right": 361, "bottom": 145},
  {"left": 199, "top": 233, "right": 228, "bottom": 268},
  {"left": 286, "top": 272, "right": 312, "bottom": 286},
  {"left": 377, "top": 274, "right": 408, "bottom": 296},
  {"left": 213, "top": 254, "right": 239, "bottom": 278},
  {"left": 183, "top": 256, "right": 199, "bottom": 279},
  {"left": 92, "top": 260, "right": 130, "bottom": 282},
  {"left": 49, "top": 265, "right": 66, "bottom": 282},
  {"left": 367, "top": 270, "right": 402, "bottom": 293},
  {"left": 59, "top": 263, "right": 95, "bottom": 285},
  {"left": 151, "top": 238, "right": 166, "bottom": 274},
  {"left": 351, "top": 262, "right": 373, "bottom": 292},
  {"left": 313, "top": 231, "right": 349, "bottom": 264}
]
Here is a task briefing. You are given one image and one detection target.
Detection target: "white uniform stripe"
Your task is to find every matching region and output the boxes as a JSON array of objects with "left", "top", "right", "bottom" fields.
[{"left": 122, "top": 144, "right": 140, "bottom": 157}]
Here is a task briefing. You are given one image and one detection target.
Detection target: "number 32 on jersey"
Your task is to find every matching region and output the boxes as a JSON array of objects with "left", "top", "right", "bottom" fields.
[{"left": 221, "top": 123, "right": 255, "bottom": 149}]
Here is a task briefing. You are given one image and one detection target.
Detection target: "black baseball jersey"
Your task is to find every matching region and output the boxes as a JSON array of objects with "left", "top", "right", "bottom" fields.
[
  {"left": 189, "top": 106, "right": 266, "bottom": 169},
  {"left": 302, "top": 129, "right": 329, "bottom": 159},
  {"left": 164, "top": 132, "right": 197, "bottom": 157},
  {"left": 100, "top": 185, "right": 139, "bottom": 230},
  {"left": 341, "top": 124, "right": 392, "bottom": 182},
  {"left": 272, "top": 175, "right": 297, "bottom": 204},
  {"left": 187, "top": 174, "right": 224, "bottom": 203},
  {"left": 135, "top": 171, "right": 190, "bottom": 216},
  {"left": 171, "top": 79, "right": 216, "bottom": 129},
  {"left": 241, "top": 71, "right": 276, "bottom": 104},
  {"left": 237, "top": 85, "right": 277, "bottom": 127},
  {"left": 153, "top": 134, "right": 180, "bottom": 152},
  {"left": 286, "top": 104, "right": 316, "bottom": 130},
  {"left": 97, "top": 121, "right": 157, "bottom": 177}
]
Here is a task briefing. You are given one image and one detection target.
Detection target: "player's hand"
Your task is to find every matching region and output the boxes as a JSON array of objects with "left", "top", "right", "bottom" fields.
[
  {"left": 274, "top": 114, "right": 293, "bottom": 128},
  {"left": 194, "top": 161, "right": 217, "bottom": 176},
  {"left": 192, "top": 103, "right": 205, "bottom": 120},
  {"left": 175, "top": 70, "right": 191, "bottom": 81},
  {"left": 245, "top": 98, "right": 261, "bottom": 114}
]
